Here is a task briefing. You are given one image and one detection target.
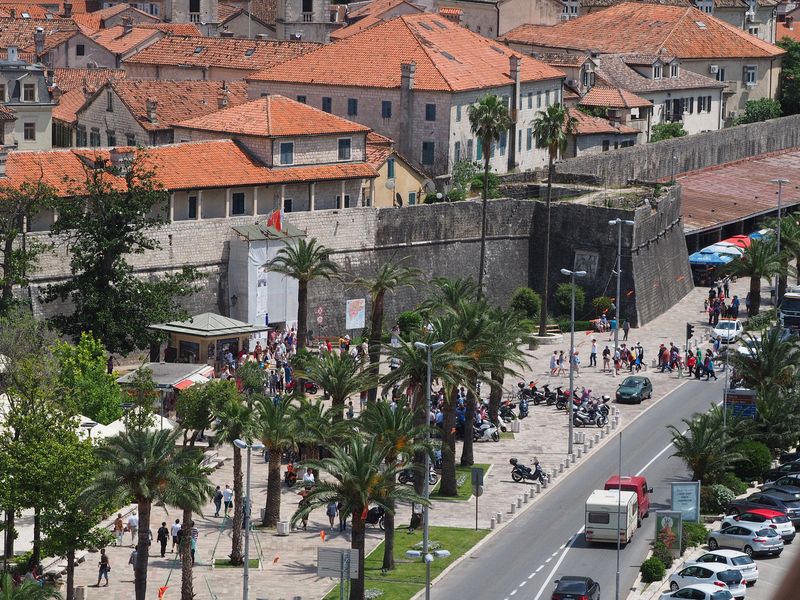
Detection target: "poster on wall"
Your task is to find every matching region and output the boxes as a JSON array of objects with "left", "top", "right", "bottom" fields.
[
  {"left": 345, "top": 299, "right": 366, "bottom": 330},
  {"left": 655, "top": 511, "right": 683, "bottom": 558},
  {"left": 256, "top": 266, "right": 269, "bottom": 316},
  {"left": 671, "top": 481, "right": 701, "bottom": 523}
]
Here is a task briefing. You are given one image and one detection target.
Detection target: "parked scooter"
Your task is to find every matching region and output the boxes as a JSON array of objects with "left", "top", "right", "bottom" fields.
[
  {"left": 499, "top": 401, "right": 517, "bottom": 422},
  {"left": 509, "top": 457, "right": 546, "bottom": 484},
  {"left": 572, "top": 405, "right": 607, "bottom": 428},
  {"left": 518, "top": 397, "right": 529, "bottom": 419},
  {"left": 473, "top": 420, "right": 500, "bottom": 442},
  {"left": 365, "top": 506, "right": 386, "bottom": 530},
  {"left": 398, "top": 465, "right": 439, "bottom": 486}
]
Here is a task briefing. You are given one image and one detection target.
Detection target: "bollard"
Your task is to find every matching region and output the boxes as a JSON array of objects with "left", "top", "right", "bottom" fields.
[
  {"left": 496, "top": 512, "right": 503, "bottom": 524},
  {"left": 558, "top": 462, "right": 564, "bottom": 473},
  {"left": 605, "top": 425, "right": 611, "bottom": 435},
  {"left": 490, "top": 516, "right": 496, "bottom": 529},
  {"left": 517, "top": 496, "right": 522, "bottom": 508},
  {"left": 588, "top": 438, "right": 594, "bottom": 449},
  {"left": 594, "top": 434, "right": 600, "bottom": 445},
  {"left": 577, "top": 448, "right": 582, "bottom": 459},
  {"left": 534, "top": 483, "right": 541, "bottom": 494},
  {"left": 524, "top": 491, "right": 529, "bottom": 503},
  {"left": 510, "top": 502, "right": 516, "bottom": 514},
  {"left": 570, "top": 453, "right": 576, "bottom": 463}
]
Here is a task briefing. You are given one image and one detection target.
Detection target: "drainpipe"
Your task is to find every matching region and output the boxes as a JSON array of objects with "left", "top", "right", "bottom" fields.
[{"left": 495, "top": 2, "right": 500, "bottom": 38}]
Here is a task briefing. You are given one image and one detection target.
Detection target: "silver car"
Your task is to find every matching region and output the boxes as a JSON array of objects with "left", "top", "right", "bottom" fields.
[
  {"left": 659, "top": 583, "right": 733, "bottom": 600},
  {"left": 687, "top": 550, "right": 759, "bottom": 586},
  {"left": 668, "top": 563, "right": 747, "bottom": 599},
  {"left": 708, "top": 522, "right": 784, "bottom": 557}
]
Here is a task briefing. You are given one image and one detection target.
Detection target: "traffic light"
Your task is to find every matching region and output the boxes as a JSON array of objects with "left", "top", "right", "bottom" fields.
[{"left": 686, "top": 323, "right": 695, "bottom": 340}]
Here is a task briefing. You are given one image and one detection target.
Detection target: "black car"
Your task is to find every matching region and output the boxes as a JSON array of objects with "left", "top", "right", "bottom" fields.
[
  {"left": 763, "top": 461, "right": 800, "bottom": 482},
  {"left": 760, "top": 483, "right": 800, "bottom": 500},
  {"left": 779, "top": 451, "right": 800, "bottom": 464},
  {"left": 615, "top": 376, "right": 653, "bottom": 404},
  {"left": 552, "top": 576, "right": 600, "bottom": 600},
  {"left": 727, "top": 491, "right": 800, "bottom": 528}
]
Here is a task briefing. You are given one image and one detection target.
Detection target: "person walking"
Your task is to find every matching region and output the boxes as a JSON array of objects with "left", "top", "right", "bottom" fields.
[
  {"left": 337, "top": 501, "right": 347, "bottom": 532},
  {"left": 602, "top": 345, "right": 610, "bottom": 372},
  {"left": 556, "top": 351, "right": 566, "bottom": 377},
  {"left": 128, "top": 548, "right": 137, "bottom": 572},
  {"left": 222, "top": 484, "right": 233, "bottom": 518},
  {"left": 213, "top": 486, "right": 223, "bottom": 517},
  {"left": 127, "top": 512, "right": 139, "bottom": 547},
  {"left": 571, "top": 351, "right": 581, "bottom": 377},
  {"left": 326, "top": 501, "right": 337, "bottom": 531},
  {"left": 687, "top": 351, "right": 696, "bottom": 378},
  {"left": 589, "top": 339, "right": 597, "bottom": 367},
  {"left": 622, "top": 320, "right": 630, "bottom": 341},
  {"left": 156, "top": 522, "right": 169, "bottom": 558},
  {"left": 190, "top": 521, "right": 199, "bottom": 565},
  {"left": 705, "top": 356, "right": 718, "bottom": 381},
  {"left": 113, "top": 513, "right": 124, "bottom": 547},
  {"left": 549, "top": 351, "right": 558, "bottom": 376},
  {"left": 170, "top": 518, "right": 181, "bottom": 553},
  {"left": 96, "top": 549, "right": 110, "bottom": 587}
]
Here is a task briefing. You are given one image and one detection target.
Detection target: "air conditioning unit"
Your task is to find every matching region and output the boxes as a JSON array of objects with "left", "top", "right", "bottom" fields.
[
  {"left": 560, "top": 13, "right": 570, "bottom": 20},
  {"left": 709, "top": 65, "right": 719, "bottom": 74},
  {"left": 566, "top": 78, "right": 578, "bottom": 88},
  {"left": 746, "top": 9, "right": 756, "bottom": 21}
]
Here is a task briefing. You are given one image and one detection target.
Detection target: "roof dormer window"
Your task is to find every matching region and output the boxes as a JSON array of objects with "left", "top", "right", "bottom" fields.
[
  {"left": 670, "top": 62, "right": 679, "bottom": 78},
  {"left": 653, "top": 64, "right": 662, "bottom": 79}
]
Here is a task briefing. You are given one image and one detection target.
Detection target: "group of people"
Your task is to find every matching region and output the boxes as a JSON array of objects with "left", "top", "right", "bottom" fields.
[{"left": 705, "top": 281, "right": 742, "bottom": 325}]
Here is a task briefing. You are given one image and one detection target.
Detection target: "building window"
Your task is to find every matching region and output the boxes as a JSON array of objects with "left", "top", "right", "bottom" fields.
[
  {"left": 425, "top": 103, "right": 436, "bottom": 121},
  {"left": 653, "top": 64, "right": 662, "bottom": 79},
  {"left": 336, "top": 194, "right": 351, "bottom": 208},
  {"left": 296, "top": 95, "right": 306, "bottom": 104},
  {"left": 232, "top": 192, "right": 246, "bottom": 215},
  {"left": 527, "top": 92, "right": 533, "bottom": 109},
  {"left": 148, "top": 3, "right": 159, "bottom": 15},
  {"left": 705, "top": 95, "right": 712, "bottom": 112},
  {"left": 526, "top": 127, "right": 532, "bottom": 151},
  {"left": 454, "top": 141, "right": 461, "bottom": 162},
  {"left": 0, "top": 84, "right": 5, "bottom": 101},
  {"left": 322, "top": 97, "right": 332, "bottom": 113},
  {"left": 698, "top": 95, "right": 706, "bottom": 112},
  {"left": 408, "top": 192, "right": 416, "bottom": 205},
  {"left": 338, "top": 138, "right": 351, "bottom": 161},
  {"left": 744, "top": 65, "right": 757, "bottom": 86},
  {"left": 687, "top": 97, "right": 694, "bottom": 114},
  {"left": 537, "top": 91, "right": 542, "bottom": 108},
  {"left": 23, "top": 122, "right": 35, "bottom": 141},
  {"left": 387, "top": 157, "right": 395, "bottom": 178},
  {"left": 90, "top": 128, "right": 100, "bottom": 147},
  {"left": 518, "top": 130, "right": 522, "bottom": 151},
  {"left": 189, "top": 0, "right": 200, "bottom": 12},
  {"left": 748, "top": 25, "right": 759, "bottom": 37},
  {"left": 499, "top": 132, "right": 507, "bottom": 156},
  {"left": 188, "top": 195, "right": 197, "bottom": 219},
  {"left": 381, "top": 100, "right": 392, "bottom": 118},
  {"left": 670, "top": 62, "right": 679, "bottom": 78},
  {"left": 126, "top": 133, "right": 136, "bottom": 146},
  {"left": 106, "top": 91, "right": 113, "bottom": 112},
  {"left": 715, "top": 67, "right": 726, "bottom": 82},
  {"left": 602, "top": 140, "right": 610, "bottom": 152},
  {"left": 23, "top": 84, "right": 35, "bottom": 102},
  {"left": 347, "top": 98, "right": 358, "bottom": 116},
  {"left": 77, "top": 126, "right": 87, "bottom": 146},
  {"left": 279, "top": 141, "right": 294, "bottom": 165},
  {"left": 76, "top": 44, "right": 85, "bottom": 56},
  {"left": 466, "top": 139, "right": 473, "bottom": 161},
  {"left": 422, "top": 141, "right": 434, "bottom": 165},
  {"left": 283, "top": 198, "right": 293, "bottom": 213},
  {"left": 545, "top": 90, "right": 550, "bottom": 106},
  {"left": 476, "top": 139, "right": 482, "bottom": 161},
  {"left": 456, "top": 104, "right": 461, "bottom": 122},
  {"left": 107, "top": 130, "right": 116, "bottom": 146}
]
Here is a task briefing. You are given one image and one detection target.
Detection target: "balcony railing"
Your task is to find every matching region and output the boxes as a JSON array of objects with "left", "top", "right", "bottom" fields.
[
  {"left": 189, "top": 12, "right": 200, "bottom": 22},
  {"left": 302, "top": 12, "right": 312, "bottom": 22}
]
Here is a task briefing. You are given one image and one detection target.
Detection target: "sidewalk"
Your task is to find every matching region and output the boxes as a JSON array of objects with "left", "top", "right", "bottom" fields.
[{"left": 63, "top": 277, "right": 756, "bottom": 600}]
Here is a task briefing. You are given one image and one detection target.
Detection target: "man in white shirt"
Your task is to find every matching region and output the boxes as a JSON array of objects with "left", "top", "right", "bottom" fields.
[
  {"left": 127, "top": 512, "right": 139, "bottom": 547},
  {"left": 170, "top": 519, "right": 181, "bottom": 553},
  {"left": 222, "top": 484, "right": 234, "bottom": 518}
]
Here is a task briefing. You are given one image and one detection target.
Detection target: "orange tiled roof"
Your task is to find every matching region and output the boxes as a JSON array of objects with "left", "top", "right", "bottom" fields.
[
  {"left": 579, "top": 85, "right": 652, "bottom": 109},
  {"left": 53, "top": 67, "right": 126, "bottom": 92},
  {"left": 0, "top": 103, "right": 15, "bottom": 120},
  {"left": 138, "top": 23, "right": 203, "bottom": 35},
  {"left": 570, "top": 109, "right": 639, "bottom": 135},
  {"left": 348, "top": 0, "right": 421, "bottom": 19},
  {"left": 438, "top": 7, "right": 462, "bottom": 16},
  {"left": 777, "top": 22, "right": 800, "bottom": 43},
  {"left": 246, "top": 0, "right": 277, "bottom": 25},
  {"left": 0, "top": 16, "right": 77, "bottom": 51},
  {"left": 329, "top": 14, "right": 383, "bottom": 40},
  {"left": 52, "top": 87, "right": 86, "bottom": 123},
  {"left": 123, "top": 35, "right": 320, "bottom": 71},
  {"left": 249, "top": 14, "right": 564, "bottom": 91},
  {"left": 0, "top": 0, "right": 87, "bottom": 12},
  {"left": 84, "top": 25, "right": 161, "bottom": 55},
  {"left": 501, "top": 2, "right": 785, "bottom": 59},
  {"left": 175, "top": 95, "right": 370, "bottom": 138},
  {"left": 366, "top": 136, "right": 393, "bottom": 168},
  {"left": 98, "top": 79, "right": 249, "bottom": 132},
  {"left": 218, "top": 3, "right": 241, "bottom": 22},
  {"left": 70, "top": 3, "right": 131, "bottom": 30},
  {"left": 0, "top": 4, "right": 51, "bottom": 18}
]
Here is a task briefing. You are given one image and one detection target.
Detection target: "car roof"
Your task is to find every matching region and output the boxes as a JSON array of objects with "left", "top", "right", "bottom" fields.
[
  {"left": 699, "top": 549, "right": 749, "bottom": 558},
  {"left": 728, "top": 521, "right": 774, "bottom": 531},
  {"left": 739, "top": 508, "right": 786, "bottom": 518},
  {"left": 685, "top": 562, "right": 736, "bottom": 573},
  {"left": 621, "top": 376, "right": 646, "bottom": 383},
  {"left": 684, "top": 583, "right": 731, "bottom": 592},
  {"left": 756, "top": 490, "right": 796, "bottom": 501},
  {"left": 556, "top": 575, "right": 592, "bottom": 584}
]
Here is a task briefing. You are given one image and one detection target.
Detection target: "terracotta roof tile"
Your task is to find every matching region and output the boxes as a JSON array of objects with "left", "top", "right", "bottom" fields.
[
  {"left": 0, "top": 103, "right": 15, "bottom": 120},
  {"left": 138, "top": 22, "right": 202, "bottom": 35},
  {"left": 348, "top": 0, "right": 419, "bottom": 19},
  {"left": 329, "top": 14, "right": 383, "bottom": 40},
  {"left": 175, "top": 95, "right": 370, "bottom": 137},
  {"left": 366, "top": 137, "right": 393, "bottom": 169},
  {"left": 439, "top": 7, "right": 462, "bottom": 16},
  {"left": 250, "top": 14, "right": 564, "bottom": 91},
  {"left": 501, "top": 2, "right": 785, "bottom": 59},
  {"left": 0, "top": 16, "right": 77, "bottom": 51},
  {"left": 246, "top": 0, "right": 277, "bottom": 25},
  {"left": 70, "top": 3, "right": 133, "bottom": 30},
  {"left": 123, "top": 35, "right": 319, "bottom": 72},
  {"left": 0, "top": 0, "right": 87, "bottom": 12},
  {"left": 570, "top": 109, "right": 639, "bottom": 135},
  {"left": 579, "top": 85, "right": 652, "bottom": 108},
  {"left": 0, "top": 5, "right": 51, "bottom": 18},
  {"left": 84, "top": 25, "right": 161, "bottom": 54},
  {"left": 53, "top": 67, "right": 126, "bottom": 92},
  {"left": 594, "top": 54, "right": 724, "bottom": 93},
  {"left": 218, "top": 3, "right": 241, "bottom": 22},
  {"left": 99, "top": 79, "right": 249, "bottom": 132},
  {"left": 777, "top": 22, "right": 800, "bottom": 43},
  {"left": 52, "top": 87, "right": 86, "bottom": 123}
]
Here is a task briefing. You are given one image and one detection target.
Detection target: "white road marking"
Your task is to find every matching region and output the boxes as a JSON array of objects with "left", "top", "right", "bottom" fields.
[
  {"left": 510, "top": 590, "right": 517, "bottom": 596},
  {"left": 532, "top": 529, "right": 584, "bottom": 600},
  {"left": 545, "top": 557, "right": 552, "bottom": 563},
  {"left": 535, "top": 565, "right": 544, "bottom": 572},
  {"left": 519, "top": 580, "right": 527, "bottom": 588},
  {"left": 528, "top": 573, "right": 535, "bottom": 579},
  {"left": 551, "top": 551, "right": 559, "bottom": 557},
  {"left": 635, "top": 439, "right": 676, "bottom": 476}
]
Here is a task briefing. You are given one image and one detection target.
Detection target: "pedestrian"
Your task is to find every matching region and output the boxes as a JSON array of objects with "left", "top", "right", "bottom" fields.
[
  {"left": 602, "top": 346, "right": 610, "bottom": 372},
  {"left": 303, "top": 467, "right": 315, "bottom": 486},
  {"left": 127, "top": 512, "right": 138, "bottom": 547},
  {"left": 113, "top": 513, "right": 124, "bottom": 547},
  {"left": 590, "top": 339, "right": 597, "bottom": 367},
  {"left": 222, "top": 484, "right": 233, "bottom": 518},
  {"left": 190, "top": 521, "right": 199, "bottom": 565},
  {"left": 128, "top": 548, "right": 137, "bottom": 572},
  {"left": 298, "top": 488, "right": 311, "bottom": 531},
  {"left": 157, "top": 522, "right": 169, "bottom": 558},
  {"left": 745, "top": 292, "right": 751, "bottom": 315},
  {"left": 549, "top": 351, "right": 558, "bottom": 376},
  {"left": 326, "top": 501, "right": 337, "bottom": 531},
  {"left": 705, "top": 356, "right": 717, "bottom": 381},
  {"left": 622, "top": 320, "right": 630, "bottom": 341},
  {"left": 170, "top": 518, "right": 181, "bottom": 553},
  {"left": 337, "top": 501, "right": 348, "bottom": 532},
  {"left": 571, "top": 351, "right": 581, "bottom": 377},
  {"left": 613, "top": 347, "right": 621, "bottom": 376},
  {"left": 346, "top": 401, "right": 355, "bottom": 420},
  {"left": 556, "top": 351, "right": 566, "bottom": 377},
  {"left": 723, "top": 276, "right": 730, "bottom": 298},
  {"left": 96, "top": 549, "right": 110, "bottom": 587},
  {"left": 213, "top": 486, "right": 223, "bottom": 517},
  {"left": 687, "top": 351, "right": 696, "bottom": 377}
]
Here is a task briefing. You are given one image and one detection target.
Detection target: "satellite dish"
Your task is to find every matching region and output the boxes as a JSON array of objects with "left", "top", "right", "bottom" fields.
[{"left": 385, "top": 178, "right": 395, "bottom": 190}]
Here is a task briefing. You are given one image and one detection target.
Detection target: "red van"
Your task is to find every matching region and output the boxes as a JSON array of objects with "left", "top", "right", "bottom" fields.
[{"left": 604, "top": 476, "right": 653, "bottom": 525}]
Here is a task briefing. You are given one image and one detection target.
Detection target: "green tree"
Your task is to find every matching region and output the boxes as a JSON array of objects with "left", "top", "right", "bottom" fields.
[
  {"left": 486, "top": 307, "right": 531, "bottom": 425},
  {"left": 44, "top": 152, "right": 200, "bottom": 355},
  {"left": 650, "top": 122, "right": 687, "bottom": 142},
  {"left": 292, "top": 435, "right": 427, "bottom": 600},
  {"left": 532, "top": 104, "right": 577, "bottom": 336},
  {"left": 724, "top": 238, "right": 786, "bottom": 316},
  {"left": 175, "top": 383, "right": 215, "bottom": 447},
  {"left": 349, "top": 258, "right": 420, "bottom": 403},
  {"left": 554, "top": 282, "right": 586, "bottom": 316},
  {"left": 0, "top": 182, "right": 54, "bottom": 315},
  {"left": 468, "top": 94, "right": 512, "bottom": 298},
  {"left": 0, "top": 572, "right": 62, "bottom": 600},
  {"left": 667, "top": 407, "right": 742, "bottom": 483},
  {"left": 53, "top": 332, "right": 123, "bottom": 425},
  {"left": 120, "top": 366, "right": 158, "bottom": 432},
  {"left": 448, "top": 159, "right": 478, "bottom": 201},
  {"left": 734, "top": 98, "right": 781, "bottom": 125},
  {"left": 778, "top": 37, "right": 800, "bottom": 115},
  {"left": 752, "top": 388, "right": 800, "bottom": 453},
  {"left": 298, "top": 352, "right": 376, "bottom": 420},
  {"left": 731, "top": 328, "right": 800, "bottom": 394},
  {"left": 254, "top": 396, "right": 297, "bottom": 527},
  {"left": 84, "top": 429, "right": 199, "bottom": 600},
  {"left": 265, "top": 238, "right": 338, "bottom": 350},
  {"left": 509, "top": 287, "right": 541, "bottom": 319}
]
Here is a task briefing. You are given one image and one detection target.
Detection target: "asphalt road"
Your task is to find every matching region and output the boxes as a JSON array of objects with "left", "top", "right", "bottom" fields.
[{"left": 434, "top": 376, "right": 724, "bottom": 600}]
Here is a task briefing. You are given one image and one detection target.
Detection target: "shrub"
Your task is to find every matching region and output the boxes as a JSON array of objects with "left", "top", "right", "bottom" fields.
[
  {"left": 745, "top": 309, "right": 776, "bottom": 331},
  {"left": 397, "top": 311, "right": 423, "bottom": 334},
  {"left": 652, "top": 542, "right": 673, "bottom": 569},
  {"left": 682, "top": 521, "right": 710, "bottom": 550},
  {"left": 555, "top": 283, "right": 585, "bottom": 316},
  {"left": 717, "top": 472, "right": 748, "bottom": 496},
  {"left": 519, "top": 318, "right": 536, "bottom": 333},
  {"left": 556, "top": 319, "right": 593, "bottom": 333},
  {"left": 733, "top": 440, "right": 772, "bottom": 482},
  {"left": 650, "top": 122, "right": 687, "bottom": 143},
  {"left": 510, "top": 287, "right": 541, "bottom": 319},
  {"left": 591, "top": 296, "right": 614, "bottom": 317},
  {"left": 701, "top": 484, "right": 736, "bottom": 514},
  {"left": 470, "top": 172, "right": 501, "bottom": 198},
  {"left": 640, "top": 557, "right": 666, "bottom": 583}
]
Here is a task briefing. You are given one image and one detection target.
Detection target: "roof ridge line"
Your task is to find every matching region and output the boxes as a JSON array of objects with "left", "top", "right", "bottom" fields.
[{"left": 398, "top": 14, "right": 453, "bottom": 92}]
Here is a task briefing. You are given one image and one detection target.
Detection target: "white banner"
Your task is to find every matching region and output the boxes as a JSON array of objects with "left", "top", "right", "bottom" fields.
[{"left": 345, "top": 298, "right": 366, "bottom": 330}]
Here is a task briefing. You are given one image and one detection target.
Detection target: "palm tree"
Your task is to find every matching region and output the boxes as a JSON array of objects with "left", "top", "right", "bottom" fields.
[
  {"left": 778, "top": 216, "right": 800, "bottom": 285},
  {"left": 532, "top": 104, "right": 578, "bottom": 337},
  {"left": 753, "top": 388, "right": 800, "bottom": 454},
  {"left": 468, "top": 95, "right": 512, "bottom": 298},
  {"left": 667, "top": 407, "right": 742, "bottom": 483},
  {"left": 266, "top": 238, "right": 338, "bottom": 350},
  {"left": 210, "top": 385, "right": 254, "bottom": 565},
  {"left": 162, "top": 457, "right": 215, "bottom": 600},
  {"left": 84, "top": 429, "right": 198, "bottom": 600},
  {"left": 0, "top": 573, "right": 62, "bottom": 600},
  {"left": 724, "top": 237, "right": 786, "bottom": 317},
  {"left": 486, "top": 307, "right": 531, "bottom": 424},
  {"left": 731, "top": 328, "right": 800, "bottom": 394},
  {"left": 350, "top": 258, "right": 420, "bottom": 403},
  {"left": 254, "top": 395, "right": 298, "bottom": 526},
  {"left": 297, "top": 351, "right": 376, "bottom": 420},
  {"left": 360, "top": 402, "right": 431, "bottom": 571},
  {"left": 292, "top": 435, "right": 427, "bottom": 600},
  {"left": 419, "top": 277, "right": 478, "bottom": 313}
]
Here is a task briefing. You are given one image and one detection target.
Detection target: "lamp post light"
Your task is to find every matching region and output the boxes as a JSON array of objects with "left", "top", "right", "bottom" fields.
[
  {"left": 413, "top": 340, "right": 444, "bottom": 600},
  {"left": 772, "top": 178, "right": 790, "bottom": 318},
  {"left": 234, "top": 438, "right": 265, "bottom": 600},
  {"left": 80, "top": 420, "right": 98, "bottom": 441},
  {"left": 560, "top": 268, "right": 586, "bottom": 456},
  {"left": 608, "top": 219, "right": 635, "bottom": 354}
]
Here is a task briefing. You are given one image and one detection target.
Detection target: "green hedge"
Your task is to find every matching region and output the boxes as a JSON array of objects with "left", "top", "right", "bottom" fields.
[
  {"left": 555, "top": 283, "right": 586, "bottom": 315},
  {"left": 510, "top": 287, "right": 541, "bottom": 319},
  {"left": 733, "top": 440, "right": 772, "bottom": 482},
  {"left": 682, "top": 522, "right": 709, "bottom": 550},
  {"left": 717, "top": 472, "right": 748, "bottom": 496},
  {"left": 556, "top": 319, "right": 593, "bottom": 332},
  {"left": 700, "top": 484, "right": 735, "bottom": 514},
  {"left": 640, "top": 557, "right": 666, "bottom": 582},
  {"left": 652, "top": 542, "right": 673, "bottom": 569}
]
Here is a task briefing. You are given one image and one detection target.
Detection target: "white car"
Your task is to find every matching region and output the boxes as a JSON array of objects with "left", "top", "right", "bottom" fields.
[
  {"left": 668, "top": 562, "right": 747, "bottom": 599},
  {"left": 713, "top": 319, "right": 743, "bottom": 343},
  {"left": 659, "top": 583, "right": 734, "bottom": 600},
  {"left": 687, "top": 550, "right": 759, "bottom": 586}
]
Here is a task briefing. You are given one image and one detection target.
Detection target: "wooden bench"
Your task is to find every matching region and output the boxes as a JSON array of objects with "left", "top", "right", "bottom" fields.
[{"left": 546, "top": 324, "right": 562, "bottom": 335}]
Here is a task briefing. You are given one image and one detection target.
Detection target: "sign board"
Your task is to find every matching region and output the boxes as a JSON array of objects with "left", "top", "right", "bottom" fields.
[
  {"left": 256, "top": 267, "right": 269, "bottom": 316},
  {"left": 317, "top": 548, "right": 358, "bottom": 579},
  {"left": 671, "top": 481, "right": 701, "bottom": 523},
  {"left": 655, "top": 511, "right": 683, "bottom": 558},
  {"left": 726, "top": 388, "right": 757, "bottom": 419},
  {"left": 471, "top": 467, "right": 484, "bottom": 488},
  {"left": 345, "top": 299, "right": 366, "bottom": 330}
]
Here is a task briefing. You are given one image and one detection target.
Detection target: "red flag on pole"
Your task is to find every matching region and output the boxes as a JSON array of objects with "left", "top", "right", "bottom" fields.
[
  {"left": 158, "top": 586, "right": 168, "bottom": 599},
  {"left": 266, "top": 208, "right": 282, "bottom": 232}
]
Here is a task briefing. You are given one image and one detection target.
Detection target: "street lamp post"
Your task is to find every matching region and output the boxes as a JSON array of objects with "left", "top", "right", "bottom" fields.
[
  {"left": 234, "top": 438, "right": 265, "bottom": 600},
  {"left": 771, "top": 178, "right": 790, "bottom": 319},
  {"left": 560, "top": 269, "right": 586, "bottom": 456},
  {"left": 413, "top": 340, "right": 444, "bottom": 600},
  {"left": 608, "top": 219, "right": 635, "bottom": 354}
]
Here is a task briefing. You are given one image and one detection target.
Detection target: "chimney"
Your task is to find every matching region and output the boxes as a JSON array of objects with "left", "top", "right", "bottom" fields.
[
  {"left": 146, "top": 97, "right": 158, "bottom": 124},
  {"left": 9, "top": 8, "right": 15, "bottom": 18},
  {"left": 220, "top": 30, "right": 235, "bottom": 38},
  {"left": 788, "top": 16, "right": 795, "bottom": 30},
  {"left": 0, "top": 149, "right": 7, "bottom": 178},
  {"left": 122, "top": 16, "right": 133, "bottom": 35},
  {"left": 34, "top": 27, "right": 45, "bottom": 57},
  {"left": 62, "top": 2, "right": 72, "bottom": 18},
  {"left": 218, "top": 81, "right": 229, "bottom": 108},
  {"left": 51, "top": 83, "right": 61, "bottom": 103},
  {"left": 399, "top": 62, "right": 416, "bottom": 160},
  {"left": 110, "top": 147, "right": 134, "bottom": 170},
  {"left": 7, "top": 46, "right": 18, "bottom": 62},
  {"left": 400, "top": 61, "right": 416, "bottom": 91}
]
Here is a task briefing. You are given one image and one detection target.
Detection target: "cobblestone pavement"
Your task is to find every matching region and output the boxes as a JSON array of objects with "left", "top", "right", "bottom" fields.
[{"left": 63, "top": 278, "right": 755, "bottom": 600}]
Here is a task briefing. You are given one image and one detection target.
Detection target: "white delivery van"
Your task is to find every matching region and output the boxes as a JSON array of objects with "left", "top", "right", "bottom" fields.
[{"left": 585, "top": 489, "right": 639, "bottom": 545}]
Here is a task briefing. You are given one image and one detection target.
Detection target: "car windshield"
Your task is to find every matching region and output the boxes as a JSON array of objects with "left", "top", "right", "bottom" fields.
[
  {"left": 717, "top": 321, "right": 736, "bottom": 330},
  {"left": 781, "top": 298, "right": 800, "bottom": 312},
  {"left": 711, "top": 592, "right": 733, "bottom": 600},
  {"left": 757, "top": 528, "right": 779, "bottom": 537},
  {"left": 784, "top": 500, "right": 800, "bottom": 508},
  {"left": 773, "top": 515, "right": 791, "bottom": 523},
  {"left": 730, "top": 556, "right": 754, "bottom": 566},
  {"left": 621, "top": 378, "right": 641, "bottom": 387},
  {"left": 556, "top": 581, "right": 587, "bottom": 593},
  {"left": 718, "top": 570, "right": 742, "bottom": 584}
]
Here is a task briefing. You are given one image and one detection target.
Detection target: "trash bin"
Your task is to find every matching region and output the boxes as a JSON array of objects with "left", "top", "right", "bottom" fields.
[
  {"left": 74, "top": 587, "right": 86, "bottom": 600},
  {"left": 511, "top": 420, "right": 520, "bottom": 433},
  {"left": 277, "top": 521, "right": 290, "bottom": 536}
]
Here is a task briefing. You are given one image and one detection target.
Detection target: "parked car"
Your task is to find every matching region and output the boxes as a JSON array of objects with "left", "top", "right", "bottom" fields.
[
  {"left": 551, "top": 576, "right": 600, "bottom": 600},
  {"left": 659, "top": 584, "right": 733, "bottom": 600},
  {"left": 615, "top": 376, "right": 652, "bottom": 404},
  {"left": 758, "top": 483, "right": 800, "bottom": 500},
  {"left": 721, "top": 508, "right": 795, "bottom": 543},
  {"left": 687, "top": 550, "right": 759, "bottom": 586},
  {"left": 779, "top": 451, "right": 800, "bottom": 464},
  {"left": 708, "top": 522, "right": 784, "bottom": 557},
  {"left": 763, "top": 461, "right": 800, "bottom": 483},
  {"left": 713, "top": 319, "right": 743, "bottom": 343},
  {"left": 726, "top": 491, "right": 800, "bottom": 528},
  {"left": 761, "top": 474, "right": 800, "bottom": 489},
  {"left": 668, "top": 563, "right": 746, "bottom": 599}
]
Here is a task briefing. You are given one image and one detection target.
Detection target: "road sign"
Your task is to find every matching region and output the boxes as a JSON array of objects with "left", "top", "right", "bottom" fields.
[
  {"left": 473, "top": 484, "right": 484, "bottom": 498},
  {"left": 727, "top": 388, "right": 757, "bottom": 419},
  {"left": 317, "top": 548, "right": 358, "bottom": 579},
  {"left": 471, "top": 467, "right": 484, "bottom": 488},
  {"left": 671, "top": 481, "right": 701, "bottom": 523}
]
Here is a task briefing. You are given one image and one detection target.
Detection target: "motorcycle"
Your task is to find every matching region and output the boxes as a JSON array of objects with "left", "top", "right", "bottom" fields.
[
  {"left": 499, "top": 402, "right": 516, "bottom": 422},
  {"left": 572, "top": 405, "right": 607, "bottom": 428},
  {"left": 510, "top": 457, "right": 546, "bottom": 484},
  {"left": 518, "top": 397, "right": 529, "bottom": 419},
  {"left": 542, "top": 384, "right": 557, "bottom": 406},
  {"left": 473, "top": 420, "right": 500, "bottom": 442},
  {"left": 365, "top": 505, "right": 386, "bottom": 530},
  {"left": 285, "top": 380, "right": 319, "bottom": 395},
  {"left": 555, "top": 387, "right": 575, "bottom": 411},
  {"left": 398, "top": 466, "right": 439, "bottom": 486}
]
